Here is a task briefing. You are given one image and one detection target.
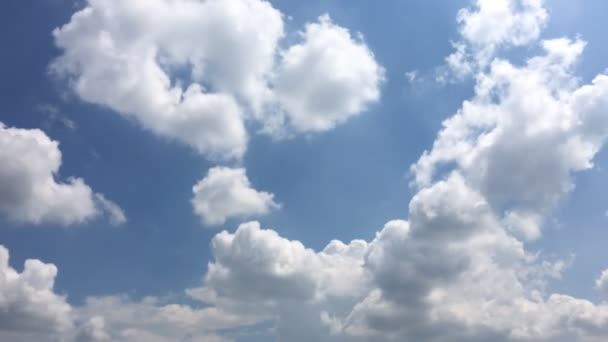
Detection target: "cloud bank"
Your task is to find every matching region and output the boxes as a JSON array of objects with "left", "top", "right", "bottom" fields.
[{"left": 3, "top": 0, "right": 608, "bottom": 341}]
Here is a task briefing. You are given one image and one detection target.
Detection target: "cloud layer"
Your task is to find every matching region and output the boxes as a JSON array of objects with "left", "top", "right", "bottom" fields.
[{"left": 3, "top": 0, "right": 608, "bottom": 341}]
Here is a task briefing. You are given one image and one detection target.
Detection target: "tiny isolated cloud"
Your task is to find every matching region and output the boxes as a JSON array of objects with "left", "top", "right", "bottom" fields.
[
  {"left": 95, "top": 193, "right": 127, "bottom": 226},
  {"left": 37, "top": 104, "right": 77, "bottom": 131},
  {"left": 0, "top": 122, "right": 125, "bottom": 227},
  {"left": 404, "top": 70, "right": 418, "bottom": 82},
  {"left": 597, "top": 269, "right": 608, "bottom": 296},
  {"left": 192, "top": 167, "right": 279, "bottom": 227}
]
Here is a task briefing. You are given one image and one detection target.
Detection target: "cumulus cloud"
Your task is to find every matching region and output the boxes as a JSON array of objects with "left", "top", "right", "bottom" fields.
[
  {"left": 0, "top": 245, "right": 74, "bottom": 341},
  {"left": 443, "top": 0, "right": 548, "bottom": 79},
  {"left": 51, "top": 0, "right": 383, "bottom": 159},
  {"left": 0, "top": 123, "right": 124, "bottom": 226},
  {"left": 74, "top": 296, "right": 249, "bottom": 342},
  {"left": 0, "top": 245, "right": 247, "bottom": 342},
  {"left": 3, "top": 0, "right": 607, "bottom": 341},
  {"left": 191, "top": 167, "right": 279, "bottom": 226},
  {"left": 269, "top": 15, "right": 384, "bottom": 134},
  {"left": 191, "top": 208, "right": 608, "bottom": 341},
  {"left": 413, "top": 38, "right": 608, "bottom": 236}
]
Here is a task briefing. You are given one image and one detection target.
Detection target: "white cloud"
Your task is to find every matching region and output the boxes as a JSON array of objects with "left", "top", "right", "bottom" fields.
[
  {"left": 201, "top": 221, "right": 369, "bottom": 303},
  {"left": 191, "top": 167, "right": 279, "bottom": 226},
  {"left": 269, "top": 15, "right": 384, "bottom": 134},
  {"left": 0, "top": 123, "right": 125, "bottom": 226},
  {"left": 51, "top": 0, "right": 260, "bottom": 160},
  {"left": 0, "top": 1, "right": 603, "bottom": 341},
  {"left": 0, "top": 245, "right": 74, "bottom": 341},
  {"left": 52, "top": 0, "right": 383, "bottom": 159},
  {"left": 0, "top": 245, "right": 246, "bottom": 342},
  {"left": 193, "top": 220, "right": 372, "bottom": 341},
  {"left": 443, "top": 0, "right": 548, "bottom": 79},
  {"left": 184, "top": 8, "right": 608, "bottom": 342},
  {"left": 74, "top": 296, "right": 249, "bottom": 342},
  {"left": 597, "top": 270, "right": 608, "bottom": 296},
  {"left": 191, "top": 200, "right": 608, "bottom": 341},
  {"left": 37, "top": 104, "right": 77, "bottom": 131},
  {"left": 414, "top": 38, "right": 608, "bottom": 231},
  {"left": 404, "top": 70, "right": 418, "bottom": 82},
  {"left": 95, "top": 194, "right": 127, "bottom": 226}
]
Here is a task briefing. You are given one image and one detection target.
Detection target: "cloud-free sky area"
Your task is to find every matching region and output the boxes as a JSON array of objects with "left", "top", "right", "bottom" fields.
[{"left": 2, "top": 0, "right": 608, "bottom": 341}]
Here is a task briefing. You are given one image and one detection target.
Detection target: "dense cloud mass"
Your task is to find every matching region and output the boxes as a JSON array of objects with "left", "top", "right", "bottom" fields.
[
  {"left": 3, "top": 0, "right": 608, "bottom": 341},
  {"left": 51, "top": 0, "right": 384, "bottom": 159},
  {"left": 0, "top": 123, "right": 124, "bottom": 226},
  {"left": 191, "top": 167, "right": 279, "bottom": 226},
  {"left": 598, "top": 270, "right": 608, "bottom": 297}
]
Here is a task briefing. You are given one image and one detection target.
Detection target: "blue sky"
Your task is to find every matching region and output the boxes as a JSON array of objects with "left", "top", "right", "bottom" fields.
[{"left": 1, "top": 1, "right": 608, "bottom": 341}]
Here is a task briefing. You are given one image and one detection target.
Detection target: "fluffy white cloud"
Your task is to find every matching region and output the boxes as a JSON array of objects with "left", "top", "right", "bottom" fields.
[
  {"left": 0, "top": 245, "right": 248, "bottom": 342},
  {"left": 190, "top": 173, "right": 608, "bottom": 341},
  {"left": 201, "top": 221, "right": 369, "bottom": 303},
  {"left": 185, "top": 7, "right": 608, "bottom": 342},
  {"left": 269, "top": 15, "right": 384, "bottom": 134},
  {"left": 192, "top": 220, "right": 372, "bottom": 341},
  {"left": 51, "top": 0, "right": 265, "bottom": 160},
  {"left": 0, "top": 245, "right": 74, "bottom": 341},
  {"left": 74, "top": 296, "right": 251, "bottom": 342},
  {"left": 0, "top": 123, "right": 124, "bottom": 226},
  {"left": 444, "top": 0, "right": 548, "bottom": 79},
  {"left": 191, "top": 167, "right": 279, "bottom": 226},
  {"left": 52, "top": 0, "right": 383, "bottom": 159},
  {"left": 414, "top": 38, "right": 608, "bottom": 237}
]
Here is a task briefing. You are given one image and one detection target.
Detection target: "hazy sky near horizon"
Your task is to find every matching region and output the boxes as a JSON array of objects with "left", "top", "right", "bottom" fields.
[{"left": 2, "top": 0, "right": 608, "bottom": 341}]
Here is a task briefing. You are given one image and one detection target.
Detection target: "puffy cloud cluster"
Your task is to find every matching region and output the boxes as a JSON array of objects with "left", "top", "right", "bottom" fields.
[
  {"left": 51, "top": 0, "right": 384, "bottom": 160},
  {"left": 0, "top": 245, "right": 73, "bottom": 341},
  {"left": 444, "top": 0, "right": 548, "bottom": 79},
  {"left": 193, "top": 180, "right": 608, "bottom": 341},
  {"left": 414, "top": 38, "right": 608, "bottom": 240},
  {"left": 191, "top": 167, "right": 279, "bottom": 226},
  {"left": 4, "top": 0, "right": 608, "bottom": 341},
  {"left": 0, "top": 123, "right": 125, "bottom": 226},
  {"left": 0, "top": 244, "right": 253, "bottom": 342},
  {"left": 73, "top": 296, "right": 252, "bottom": 342},
  {"left": 185, "top": 4, "right": 608, "bottom": 342}
]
